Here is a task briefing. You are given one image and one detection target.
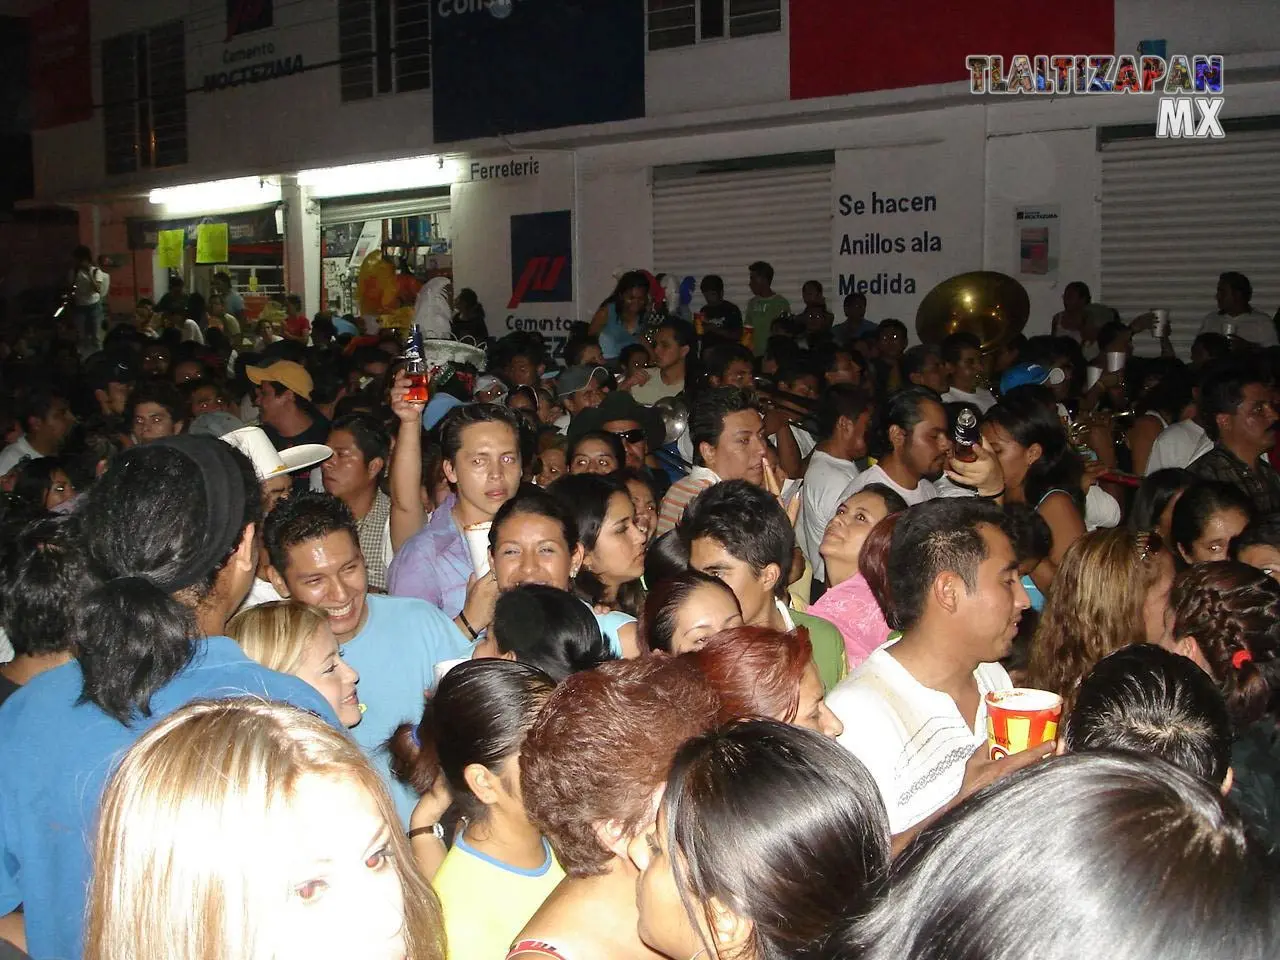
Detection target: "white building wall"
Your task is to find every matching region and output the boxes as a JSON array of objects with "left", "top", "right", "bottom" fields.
[{"left": 26, "top": 0, "right": 1280, "bottom": 336}]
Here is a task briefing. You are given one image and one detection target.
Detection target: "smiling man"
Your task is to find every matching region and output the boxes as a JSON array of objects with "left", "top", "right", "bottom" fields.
[
  {"left": 265, "top": 492, "right": 470, "bottom": 826},
  {"left": 825, "top": 498, "right": 1030, "bottom": 833}
]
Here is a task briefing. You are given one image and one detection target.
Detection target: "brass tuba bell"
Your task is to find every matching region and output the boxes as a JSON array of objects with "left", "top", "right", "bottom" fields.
[{"left": 914, "top": 271, "right": 1031, "bottom": 353}]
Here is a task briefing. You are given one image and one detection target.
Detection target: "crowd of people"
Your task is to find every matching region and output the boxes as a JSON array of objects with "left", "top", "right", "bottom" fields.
[{"left": 0, "top": 257, "right": 1278, "bottom": 960}]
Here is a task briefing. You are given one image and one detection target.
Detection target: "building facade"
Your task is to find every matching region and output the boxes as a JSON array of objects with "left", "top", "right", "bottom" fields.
[{"left": 27, "top": 0, "right": 1280, "bottom": 358}]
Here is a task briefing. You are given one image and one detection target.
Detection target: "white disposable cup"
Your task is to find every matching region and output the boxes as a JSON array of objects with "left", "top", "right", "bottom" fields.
[
  {"left": 464, "top": 522, "right": 492, "bottom": 579},
  {"left": 1104, "top": 351, "right": 1126, "bottom": 373},
  {"left": 1086, "top": 365, "right": 1103, "bottom": 389},
  {"left": 1152, "top": 309, "right": 1170, "bottom": 338}
]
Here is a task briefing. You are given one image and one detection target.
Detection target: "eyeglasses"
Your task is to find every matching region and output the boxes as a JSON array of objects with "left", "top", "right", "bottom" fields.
[
  {"left": 609, "top": 428, "right": 647, "bottom": 444},
  {"left": 1137, "top": 530, "right": 1163, "bottom": 562}
]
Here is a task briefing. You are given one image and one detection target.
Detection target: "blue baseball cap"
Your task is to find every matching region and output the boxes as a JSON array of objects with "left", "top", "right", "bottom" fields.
[
  {"left": 999, "top": 362, "right": 1066, "bottom": 395},
  {"left": 423, "top": 393, "right": 465, "bottom": 430}
]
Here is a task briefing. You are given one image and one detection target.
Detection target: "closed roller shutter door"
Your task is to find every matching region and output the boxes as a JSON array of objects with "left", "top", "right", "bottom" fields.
[
  {"left": 319, "top": 191, "right": 451, "bottom": 226},
  {"left": 1101, "top": 129, "right": 1280, "bottom": 356},
  {"left": 653, "top": 165, "right": 833, "bottom": 314}
]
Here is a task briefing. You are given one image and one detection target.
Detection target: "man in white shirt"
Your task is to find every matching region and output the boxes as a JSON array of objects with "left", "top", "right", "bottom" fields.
[
  {"left": 1198, "top": 271, "right": 1276, "bottom": 347},
  {"left": 826, "top": 498, "right": 1031, "bottom": 833},
  {"left": 846, "top": 387, "right": 1003, "bottom": 506},
  {"left": 69, "top": 245, "right": 109, "bottom": 353},
  {"left": 940, "top": 332, "right": 997, "bottom": 413},
  {"left": 1145, "top": 417, "right": 1213, "bottom": 475},
  {"left": 798, "top": 384, "right": 870, "bottom": 581},
  {"left": 0, "top": 389, "right": 76, "bottom": 478}
]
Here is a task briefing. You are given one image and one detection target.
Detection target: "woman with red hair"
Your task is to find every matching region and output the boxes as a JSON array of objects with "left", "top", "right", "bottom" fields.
[
  {"left": 508, "top": 657, "right": 720, "bottom": 960},
  {"left": 682, "top": 625, "right": 844, "bottom": 738}
]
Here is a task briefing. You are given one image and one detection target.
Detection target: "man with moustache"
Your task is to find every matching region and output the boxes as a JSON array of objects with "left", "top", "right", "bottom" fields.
[
  {"left": 1188, "top": 363, "right": 1280, "bottom": 515},
  {"left": 826, "top": 498, "right": 1032, "bottom": 833},
  {"left": 843, "top": 387, "right": 1004, "bottom": 505}
]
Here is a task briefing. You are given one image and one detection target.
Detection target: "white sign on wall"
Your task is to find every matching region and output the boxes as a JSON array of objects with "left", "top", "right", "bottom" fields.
[{"left": 831, "top": 130, "right": 985, "bottom": 329}]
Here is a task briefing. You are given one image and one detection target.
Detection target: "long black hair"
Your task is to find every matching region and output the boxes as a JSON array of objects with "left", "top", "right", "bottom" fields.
[
  {"left": 549, "top": 473, "right": 644, "bottom": 616},
  {"left": 663, "top": 720, "right": 890, "bottom": 960},
  {"left": 983, "top": 391, "right": 1083, "bottom": 511},
  {"left": 73, "top": 440, "right": 261, "bottom": 723},
  {"left": 1129, "top": 467, "right": 1192, "bottom": 534},
  {"left": 388, "top": 659, "right": 554, "bottom": 824},
  {"left": 491, "top": 584, "right": 614, "bottom": 681},
  {"left": 842, "top": 752, "right": 1276, "bottom": 960}
]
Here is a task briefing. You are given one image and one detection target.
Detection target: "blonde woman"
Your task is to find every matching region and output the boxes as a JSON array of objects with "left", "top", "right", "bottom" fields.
[
  {"left": 84, "top": 699, "right": 446, "bottom": 960},
  {"left": 227, "top": 601, "right": 363, "bottom": 727},
  {"left": 1027, "top": 528, "right": 1175, "bottom": 712}
]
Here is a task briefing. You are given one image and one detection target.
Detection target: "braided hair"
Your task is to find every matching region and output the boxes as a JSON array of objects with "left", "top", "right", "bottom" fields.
[{"left": 1170, "top": 561, "right": 1280, "bottom": 729}]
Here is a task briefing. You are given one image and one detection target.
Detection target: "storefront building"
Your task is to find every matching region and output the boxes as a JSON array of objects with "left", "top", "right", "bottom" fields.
[{"left": 25, "top": 0, "right": 1280, "bottom": 359}]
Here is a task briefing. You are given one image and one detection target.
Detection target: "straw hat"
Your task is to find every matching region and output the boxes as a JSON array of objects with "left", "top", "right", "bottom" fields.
[{"left": 219, "top": 425, "right": 332, "bottom": 481}]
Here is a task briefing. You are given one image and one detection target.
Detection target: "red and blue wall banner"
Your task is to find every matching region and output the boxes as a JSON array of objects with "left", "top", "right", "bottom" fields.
[
  {"left": 789, "top": 0, "right": 1114, "bottom": 100},
  {"left": 509, "top": 211, "right": 573, "bottom": 308}
]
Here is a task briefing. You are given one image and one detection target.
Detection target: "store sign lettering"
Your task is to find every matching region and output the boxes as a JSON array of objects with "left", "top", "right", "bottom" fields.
[
  {"left": 467, "top": 157, "right": 540, "bottom": 182},
  {"left": 203, "top": 41, "right": 304, "bottom": 92}
]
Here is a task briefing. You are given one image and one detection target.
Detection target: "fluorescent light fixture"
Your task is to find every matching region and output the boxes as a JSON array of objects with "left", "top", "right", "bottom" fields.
[
  {"left": 297, "top": 156, "right": 461, "bottom": 198},
  {"left": 149, "top": 176, "right": 282, "bottom": 215}
]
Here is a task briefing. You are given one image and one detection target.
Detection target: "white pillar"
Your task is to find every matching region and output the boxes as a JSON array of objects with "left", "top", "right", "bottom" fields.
[{"left": 282, "top": 179, "right": 322, "bottom": 317}]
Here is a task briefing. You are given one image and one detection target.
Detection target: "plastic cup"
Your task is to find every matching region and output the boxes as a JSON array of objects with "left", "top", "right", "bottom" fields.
[
  {"left": 463, "top": 522, "right": 493, "bottom": 579},
  {"left": 985, "top": 688, "right": 1063, "bottom": 759},
  {"left": 1085, "top": 365, "right": 1103, "bottom": 390},
  {"left": 1152, "top": 309, "right": 1170, "bottom": 338},
  {"left": 1104, "top": 351, "right": 1126, "bottom": 373}
]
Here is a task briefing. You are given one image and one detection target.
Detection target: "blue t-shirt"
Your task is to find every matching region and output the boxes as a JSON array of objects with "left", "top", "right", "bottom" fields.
[
  {"left": 0, "top": 636, "right": 338, "bottom": 960},
  {"left": 342, "top": 594, "right": 472, "bottom": 827}
]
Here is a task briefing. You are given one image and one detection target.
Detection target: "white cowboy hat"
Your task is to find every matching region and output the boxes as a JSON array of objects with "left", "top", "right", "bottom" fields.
[{"left": 219, "top": 425, "right": 332, "bottom": 481}]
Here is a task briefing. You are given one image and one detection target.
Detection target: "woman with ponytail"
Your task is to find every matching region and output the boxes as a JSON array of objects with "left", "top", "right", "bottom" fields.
[
  {"left": 389, "top": 658, "right": 562, "bottom": 960},
  {"left": 1167, "top": 561, "right": 1280, "bottom": 851},
  {"left": 0, "top": 436, "right": 339, "bottom": 960}
]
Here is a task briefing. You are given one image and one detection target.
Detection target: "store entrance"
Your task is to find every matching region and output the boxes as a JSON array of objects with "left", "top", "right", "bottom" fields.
[{"left": 318, "top": 190, "right": 453, "bottom": 323}]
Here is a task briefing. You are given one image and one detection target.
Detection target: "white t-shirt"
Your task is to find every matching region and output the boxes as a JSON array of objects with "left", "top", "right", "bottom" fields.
[
  {"left": 1198, "top": 308, "right": 1277, "bottom": 346},
  {"left": 630, "top": 373, "right": 684, "bottom": 406},
  {"left": 1145, "top": 419, "right": 1213, "bottom": 475},
  {"left": 181, "top": 319, "right": 205, "bottom": 344},
  {"left": 0, "top": 436, "right": 41, "bottom": 477},
  {"left": 827, "top": 645, "right": 1012, "bottom": 833},
  {"left": 237, "top": 576, "right": 284, "bottom": 614},
  {"left": 940, "top": 386, "right": 997, "bottom": 413},
  {"left": 843, "top": 464, "right": 937, "bottom": 506},
  {"left": 70, "top": 266, "right": 108, "bottom": 306},
  {"left": 798, "top": 450, "right": 861, "bottom": 581}
]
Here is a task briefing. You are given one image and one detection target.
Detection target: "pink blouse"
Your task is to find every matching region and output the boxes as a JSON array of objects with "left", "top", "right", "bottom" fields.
[{"left": 809, "top": 573, "right": 891, "bottom": 670}]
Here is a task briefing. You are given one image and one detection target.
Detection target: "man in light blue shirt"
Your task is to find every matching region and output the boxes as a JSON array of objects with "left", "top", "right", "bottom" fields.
[{"left": 266, "top": 492, "right": 472, "bottom": 825}]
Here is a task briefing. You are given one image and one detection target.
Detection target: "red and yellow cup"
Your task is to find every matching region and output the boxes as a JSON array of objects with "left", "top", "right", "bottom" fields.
[{"left": 985, "top": 688, "right": 1063, "bottom": 760}]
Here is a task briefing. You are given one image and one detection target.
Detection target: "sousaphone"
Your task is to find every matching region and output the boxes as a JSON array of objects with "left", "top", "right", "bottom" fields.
[{"left": 915, "top": 271, "right": 1030, "bottom": 352}]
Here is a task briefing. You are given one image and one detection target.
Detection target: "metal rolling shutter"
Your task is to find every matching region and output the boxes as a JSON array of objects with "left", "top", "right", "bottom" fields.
[
  {"left": 1101, "top": 130, "right": 1280, "bottom": 356},
  {"left": 652, "top": 164, "right": 833, "bottom": 311},
  {"left": 319, "top": 191, "right": 452, "bottom": 226}
]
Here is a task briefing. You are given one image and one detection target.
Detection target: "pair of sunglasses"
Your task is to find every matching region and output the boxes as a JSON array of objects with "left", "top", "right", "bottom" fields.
[{"left": 609, "top": 428, "right": 647, "bottom": 444}]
